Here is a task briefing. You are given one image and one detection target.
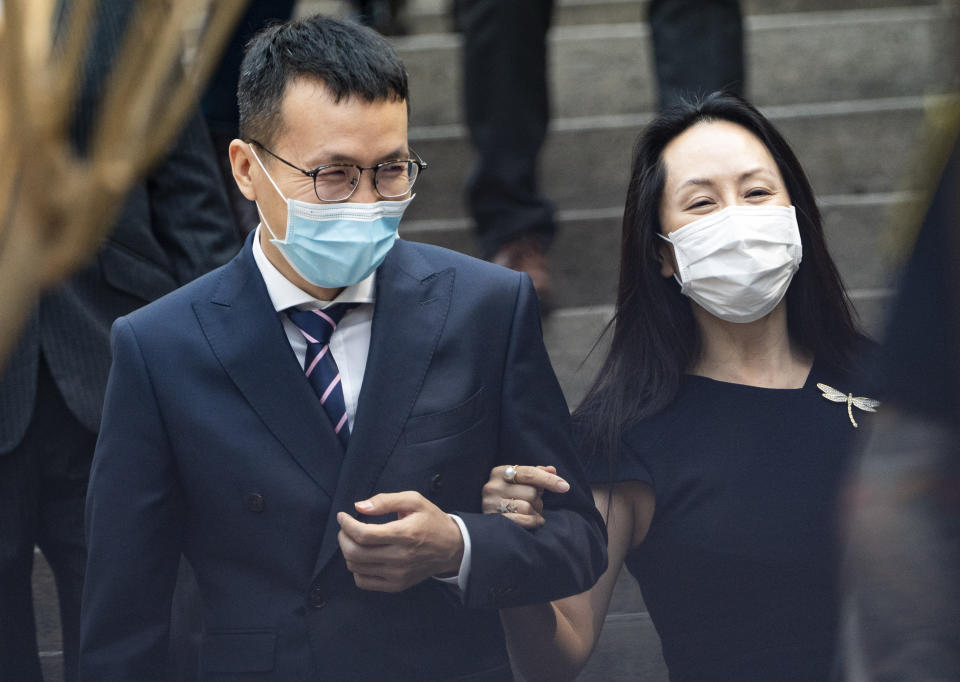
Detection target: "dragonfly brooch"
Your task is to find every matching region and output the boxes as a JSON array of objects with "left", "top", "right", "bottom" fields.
[{"left": 816, "top": 383, "right": 880, "bottom": 428}]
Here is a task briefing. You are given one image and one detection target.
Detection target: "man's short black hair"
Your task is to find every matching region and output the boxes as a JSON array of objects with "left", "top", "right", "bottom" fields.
[{"left": 237, "top": 15, "right": 409, "bottom": 147}]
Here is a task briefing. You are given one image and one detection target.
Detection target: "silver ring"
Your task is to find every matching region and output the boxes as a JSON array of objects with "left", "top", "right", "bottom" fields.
[
  {"left": 497, "top": 500, "right": 518, "bottom": 514},
  {"left": 503, "top": 465, "right": 518, "bottom": 482}
]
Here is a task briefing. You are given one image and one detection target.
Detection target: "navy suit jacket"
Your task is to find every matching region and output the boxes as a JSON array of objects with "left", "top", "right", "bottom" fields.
[{"left": 80, "top": 235, "right": 607, "bottom": 681}]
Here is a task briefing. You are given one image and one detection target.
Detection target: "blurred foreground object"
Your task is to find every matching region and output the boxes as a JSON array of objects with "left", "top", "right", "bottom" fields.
[
  {"left": 843, "top": 122, "right": 960, "bottom": 680},
  {"left": 0, "top": 0, "right": 248, "bottom": 368}
]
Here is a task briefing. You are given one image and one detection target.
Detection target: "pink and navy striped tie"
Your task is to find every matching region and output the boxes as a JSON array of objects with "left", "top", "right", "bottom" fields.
[{"left": 287, "top": 304, "right": 358, "bottom": 449}]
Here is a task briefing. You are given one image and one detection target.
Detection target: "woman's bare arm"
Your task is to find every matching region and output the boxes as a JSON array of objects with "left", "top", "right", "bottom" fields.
[{"left": 492, "top": 480, "right": 655, "bottom": 681}]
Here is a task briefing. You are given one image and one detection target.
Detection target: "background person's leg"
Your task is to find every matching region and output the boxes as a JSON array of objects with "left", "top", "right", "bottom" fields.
[
  {"left": 460, "top": 0, "right": 556, "bottom": 300},
  {"left": 34, "top": 358, "right": 97, "bottom": 682},
  {"left": 0, "top": 373, "right": 47, "bottom": 682},
  {"left": 648, "top": 0, "right": 744, "bottom": 110}
]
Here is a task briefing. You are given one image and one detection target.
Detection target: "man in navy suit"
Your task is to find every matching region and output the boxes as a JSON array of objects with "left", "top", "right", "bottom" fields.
[{"left": 80, "top": 15, "right": 606, "bottom": 681}]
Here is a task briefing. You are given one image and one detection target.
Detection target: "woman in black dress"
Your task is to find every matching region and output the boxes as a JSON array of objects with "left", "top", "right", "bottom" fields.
[{"left": 481, "top": 93, "right": 875, "bottom": 681}]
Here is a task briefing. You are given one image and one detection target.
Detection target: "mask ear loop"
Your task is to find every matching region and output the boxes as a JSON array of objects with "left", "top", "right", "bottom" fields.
[
  {"left": 656, "top": 232, "right": 684, "bottom": 286},
  {"left": 249, "top": 144, "right": 288, "bottom": 241}
]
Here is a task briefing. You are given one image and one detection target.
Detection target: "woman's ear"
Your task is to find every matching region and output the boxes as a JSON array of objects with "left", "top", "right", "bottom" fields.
[
  {"left": 658, "top": 237, "right": 678, "bottom": 279},
  {"left": 229, "top": 140, "right": 258, "bottom": 201}
]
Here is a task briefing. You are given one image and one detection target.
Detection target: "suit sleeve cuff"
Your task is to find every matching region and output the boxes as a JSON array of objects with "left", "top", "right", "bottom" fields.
[{"left": 433, "top": 513, "right": 471, "bottom": 592}]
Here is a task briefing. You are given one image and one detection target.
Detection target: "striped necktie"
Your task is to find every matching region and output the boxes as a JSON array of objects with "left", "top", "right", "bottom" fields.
[{"left": 287, "top": 304, "right": 358, "bottom": 449}]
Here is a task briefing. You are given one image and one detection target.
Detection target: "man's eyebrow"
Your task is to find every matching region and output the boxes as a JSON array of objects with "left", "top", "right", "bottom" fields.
[
  {"left": 303, "top": 148, "right": 410, "bottom": 168},
  {"left": 377, "top": 148, "right": 409, "bottom": 162},
  {"left": 301, "top": 152, "right": 347, "bottom": 168}
]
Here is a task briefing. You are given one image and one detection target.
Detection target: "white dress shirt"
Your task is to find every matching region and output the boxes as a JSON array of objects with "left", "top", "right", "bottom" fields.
[
  {"left": 252, "top": 226, "right": 374, "bottom": 431},
  {"left": 251, "top": 227, "right": 471, "bottom": 590}
]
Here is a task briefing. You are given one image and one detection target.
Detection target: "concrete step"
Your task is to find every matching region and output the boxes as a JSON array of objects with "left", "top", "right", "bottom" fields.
[
  {"left": 297, "top": 0, "right": 942, "bottom": 35},
  {"left": 402, "top": 191, "right": 919, "bottom": 309},
  {"left": 400, "top": 6, "right": 958, "bottom": 127},
  {"left": 403, "top": 96, "right": 941, "bottom": 221},
  {"left": 580, "top": 612, "right": 669, "bottom": 681},
  {"left": 610, "top": 565, "right": 646, "bottom": 614}
]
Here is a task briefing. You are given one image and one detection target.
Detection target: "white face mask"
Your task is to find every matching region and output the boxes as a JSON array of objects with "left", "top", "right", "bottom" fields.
[{"left": 658, "top": 205, "right": 803, "bottom": 323}]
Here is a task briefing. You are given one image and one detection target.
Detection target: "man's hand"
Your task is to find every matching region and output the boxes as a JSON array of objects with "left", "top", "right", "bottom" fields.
[
  {"left": 481, "top": 465, "right": 570, "bottom": 529},
  {"left": 337, "top": 491, "right": 465, "bottom": 592}
]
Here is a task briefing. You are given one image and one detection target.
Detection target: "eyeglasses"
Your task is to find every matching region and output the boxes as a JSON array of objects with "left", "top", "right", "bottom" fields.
[{"left": 249, "top": 140, "right": 427, "bottom": 202}]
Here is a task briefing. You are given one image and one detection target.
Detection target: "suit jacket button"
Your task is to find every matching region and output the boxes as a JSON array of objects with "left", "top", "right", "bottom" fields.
[
  {"left": 244, "top": 493, "right": 265, "bottom": 513},
  {"left": 428, "top": 473, "right": 443, "bottom": 493},
  {"left": 309, "top": 585, "right": 326, "bottom": 609}
]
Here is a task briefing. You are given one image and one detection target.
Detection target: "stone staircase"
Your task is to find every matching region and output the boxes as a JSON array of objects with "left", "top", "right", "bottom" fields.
[{"left": 31, "top": 0, "right": 958, "bottom": 680}]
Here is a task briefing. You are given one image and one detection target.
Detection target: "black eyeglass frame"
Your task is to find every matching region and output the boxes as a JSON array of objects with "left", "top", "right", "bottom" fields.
[{"left": 248, "top": 139, "right": 427, "bottom": 202}]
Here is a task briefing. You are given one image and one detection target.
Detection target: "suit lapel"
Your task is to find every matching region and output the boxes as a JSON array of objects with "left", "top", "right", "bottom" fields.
[
  {"left": 193, "top": 237, "right": 343, "bottom": 498},
  {"left": 314, "top": 241, "right": 455, "bottom": 576}
]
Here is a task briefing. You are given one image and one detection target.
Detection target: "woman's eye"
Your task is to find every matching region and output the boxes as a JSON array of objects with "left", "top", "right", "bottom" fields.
[
  {"left": 746, "top": 188, "right": 772, "bottom": 198},
  {"left": 688, "top": 199, "right": 712, "bottom": 209}
]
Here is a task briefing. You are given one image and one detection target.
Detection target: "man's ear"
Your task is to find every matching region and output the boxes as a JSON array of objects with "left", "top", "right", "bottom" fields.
[
  {"left": 229, "top": 140, "right": 258, "bottom": 201},
  {"left": 658, "top": 237, "right": 678, "bottom": 279}
]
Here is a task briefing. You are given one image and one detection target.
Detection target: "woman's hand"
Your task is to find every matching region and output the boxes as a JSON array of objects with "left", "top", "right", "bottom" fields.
[{"left": 481, "top": 465, "right": 571, "bottom": 529}]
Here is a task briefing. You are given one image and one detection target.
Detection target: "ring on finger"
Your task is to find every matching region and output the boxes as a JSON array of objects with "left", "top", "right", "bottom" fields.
[
  {"left": 503, "top": 465, "right": 518, "bottom": 483},
  {"left": 497, "top": 499, "right": 518, "bottom": 514}
]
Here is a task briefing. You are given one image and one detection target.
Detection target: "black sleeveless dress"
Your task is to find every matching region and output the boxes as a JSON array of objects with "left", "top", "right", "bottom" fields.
[{"left": 586, "top": 361, "right": 874, "bottom": 680}]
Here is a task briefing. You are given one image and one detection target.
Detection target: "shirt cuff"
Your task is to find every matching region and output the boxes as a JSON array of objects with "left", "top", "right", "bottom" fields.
[{"left": 434, "top": 514, "right": 471, "bottom": 592}]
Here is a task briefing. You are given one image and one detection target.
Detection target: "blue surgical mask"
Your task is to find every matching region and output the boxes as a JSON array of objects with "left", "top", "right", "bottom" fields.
[{"left": 250, "top": 146, "right": 412, "bottom": 288}]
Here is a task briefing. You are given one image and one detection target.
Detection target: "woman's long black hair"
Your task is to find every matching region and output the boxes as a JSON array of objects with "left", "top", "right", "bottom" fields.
[{"left": 572, "top": 92, "right": 862, "bottom": 475}]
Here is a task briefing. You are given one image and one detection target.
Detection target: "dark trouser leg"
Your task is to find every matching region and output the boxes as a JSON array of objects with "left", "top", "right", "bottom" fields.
[
  {"left": 648, "top": 0, "right": 744, "bottom": 111},
  {"left": 0, "top": 435, "right": 44, "bottom": 682},
  {"left": 351, "top": 0, "right": 407, "bottom": 34},
  {"left": 34, "top": 357, "right": 96, "bottom": 682},
  {"left": 0, "top": 358, "right": 95, "bottom": 682},
  {"left": 201, "top": 0, "right": 295, "bottom": 237},
  {"left": 461, "top": 0, "right": 555, "bottom": 259}
]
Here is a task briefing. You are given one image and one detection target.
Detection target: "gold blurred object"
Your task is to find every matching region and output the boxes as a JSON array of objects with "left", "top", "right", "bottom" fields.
[
  {"left": 884, "top": 95, "right": 960, "bottom": 264},
  {"left": 879, "top": 2, "right": 960, "bottom": 273},
  {"left": 0, "top": 0, "right": 248, "bottom": 368}
]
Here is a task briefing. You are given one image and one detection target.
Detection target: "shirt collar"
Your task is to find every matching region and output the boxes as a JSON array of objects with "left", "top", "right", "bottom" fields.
[{"left": 251, "top": 225, "right": 376, "bottom": 312}]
